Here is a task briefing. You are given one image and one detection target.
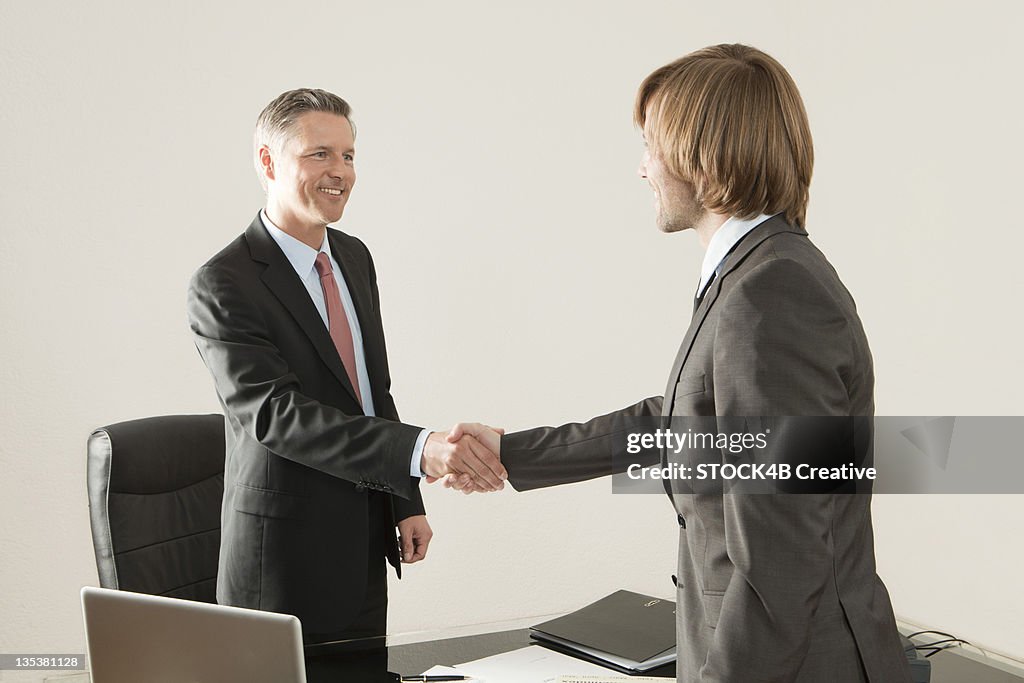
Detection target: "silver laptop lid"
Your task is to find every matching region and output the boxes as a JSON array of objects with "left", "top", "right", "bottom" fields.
[{"left": 81, "top": 586, "right": 306, "bottom": 683}]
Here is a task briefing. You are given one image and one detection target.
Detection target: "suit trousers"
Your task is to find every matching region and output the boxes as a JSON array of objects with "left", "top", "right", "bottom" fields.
[{"left": 303, "top": 491, "right": 390, "bottom": 646}]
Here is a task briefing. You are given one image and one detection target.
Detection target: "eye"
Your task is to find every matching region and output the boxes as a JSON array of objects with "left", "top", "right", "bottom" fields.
[
  {"left": 343, "top": 153, "right": 354, "bottom": 162},
  {"left": 312, "top": 151, "right": 328, "bottom": 159}
]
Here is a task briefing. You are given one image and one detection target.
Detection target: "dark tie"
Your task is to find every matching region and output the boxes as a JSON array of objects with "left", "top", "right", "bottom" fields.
[
  {"left": 314, "top": 252, "right": 362, "bottom": 405},
  {"left": 693, "top": 271, "right": 717, "bottom": 315}
]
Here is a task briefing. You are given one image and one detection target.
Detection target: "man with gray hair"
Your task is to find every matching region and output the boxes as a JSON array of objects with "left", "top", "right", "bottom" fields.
[{"left": 187, "top": 88, "right": 506, "bottom": 643}]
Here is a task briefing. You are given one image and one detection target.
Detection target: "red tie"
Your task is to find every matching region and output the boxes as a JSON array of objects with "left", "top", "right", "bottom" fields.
[{"left": 314, "top": 252, "right": 362, "bottom": 405}]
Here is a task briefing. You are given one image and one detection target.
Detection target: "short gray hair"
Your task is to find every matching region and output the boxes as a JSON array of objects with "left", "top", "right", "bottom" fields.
[{"left": 253, "top": 88, "right": 355, "bottom": 187}]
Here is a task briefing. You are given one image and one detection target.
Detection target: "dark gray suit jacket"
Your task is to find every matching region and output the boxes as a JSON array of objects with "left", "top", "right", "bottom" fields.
[
  {"left": 502, "top": 217, "right": 911, "bottom": 682},
  {"left": 187, "top": 214, "right": 424, "bottom": 633}
]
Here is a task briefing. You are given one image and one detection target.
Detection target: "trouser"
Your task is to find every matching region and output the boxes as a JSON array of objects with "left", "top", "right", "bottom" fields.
[{"left": 303, "top": 491, "right": 390, "bottom": 646}]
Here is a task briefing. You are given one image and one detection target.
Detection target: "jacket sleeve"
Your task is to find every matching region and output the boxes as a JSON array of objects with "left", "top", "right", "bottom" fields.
[
  {"left": 187, "top": 262, "right": 424, "bottom": 500},
  {"left": 501, "top": 396, "right": 664, "bottom": 491}
]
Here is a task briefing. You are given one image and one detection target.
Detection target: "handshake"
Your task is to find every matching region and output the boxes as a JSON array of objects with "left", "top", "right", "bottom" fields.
[{"left": 419, "top": 423, "right": 505, "bottom": 493}]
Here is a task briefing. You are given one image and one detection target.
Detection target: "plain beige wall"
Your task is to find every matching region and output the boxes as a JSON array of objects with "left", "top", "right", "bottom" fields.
[{"left": 2, "top": 1, "right": 1022, "bottom": 679}]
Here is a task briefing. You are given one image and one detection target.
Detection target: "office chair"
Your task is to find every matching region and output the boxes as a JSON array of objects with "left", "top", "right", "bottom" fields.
[{"left": 87, "top": 414, "right": 225, "bottom": 603}]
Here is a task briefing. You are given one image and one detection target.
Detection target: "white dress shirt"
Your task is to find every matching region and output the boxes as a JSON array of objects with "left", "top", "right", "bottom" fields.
[
  {"left": 697, "top": 213, "right": 775, "bottom": 298},
  {"left": 261, "top": 211, "right": 430, "bottom": 478}
]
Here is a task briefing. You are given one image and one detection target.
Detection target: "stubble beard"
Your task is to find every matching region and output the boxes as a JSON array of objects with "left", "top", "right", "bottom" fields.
[{"left": 657, "top": 203, "right": 700, "bottom": 234}]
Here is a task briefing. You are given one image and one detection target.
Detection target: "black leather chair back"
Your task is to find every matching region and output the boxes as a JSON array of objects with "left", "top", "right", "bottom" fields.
[{"left": 87, "top": 414, "right": 225, "bottom": 602}]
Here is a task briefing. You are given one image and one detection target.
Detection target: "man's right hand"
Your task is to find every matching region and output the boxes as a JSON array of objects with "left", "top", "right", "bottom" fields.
[
  {"left": 420, "top": 427, "right": 506, "bottom": 491},
  {"left": 433, "top": 423, "right": 505, "bottom": 494}
]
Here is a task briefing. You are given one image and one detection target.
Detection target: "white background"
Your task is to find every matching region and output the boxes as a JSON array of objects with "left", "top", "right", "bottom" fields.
[{"left": 1, "top": 1, "right": 1022, "bottom": 679}]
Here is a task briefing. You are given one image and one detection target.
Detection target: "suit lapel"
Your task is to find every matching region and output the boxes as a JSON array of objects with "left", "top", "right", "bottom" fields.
[
  {"left": 662, "top": 276, "right": 723, "bottom": 416},
  {"left": 245, "top": 216, "right": 362, "bottom": 408},
  {"left": 661, "top": 216, "right": 805, "bottom": 502},
  {"left": 661, "top": 215, "right": 806, "bottom": 417}
]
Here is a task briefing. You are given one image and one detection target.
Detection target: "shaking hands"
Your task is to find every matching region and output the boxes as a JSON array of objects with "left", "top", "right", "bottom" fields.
[{"left": 420, "top": 422, "right": 505, "bottom": 493}]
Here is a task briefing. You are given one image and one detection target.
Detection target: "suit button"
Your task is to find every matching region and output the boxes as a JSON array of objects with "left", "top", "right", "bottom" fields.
[{"left": 677, "top": 514, "right": 686, "bottom": 528}]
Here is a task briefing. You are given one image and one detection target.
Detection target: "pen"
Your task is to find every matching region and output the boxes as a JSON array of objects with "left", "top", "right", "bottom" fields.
[{"left": 397, "top": 676, "right": 474, "bottom": 682}]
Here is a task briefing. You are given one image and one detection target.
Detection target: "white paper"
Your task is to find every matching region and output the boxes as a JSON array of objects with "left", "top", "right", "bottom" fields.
[
  {"left": 556, "top": 676, "right": 674, "bottom": 683},
  {"left": 419, "top": 664, "right": 469, "bottom": 675},
  {"left": 450, "top": 645, "right": 618, "bottom": 683}
]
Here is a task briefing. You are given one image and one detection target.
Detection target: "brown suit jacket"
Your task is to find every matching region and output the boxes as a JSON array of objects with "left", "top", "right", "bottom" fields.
[{"left": 502, "top": 216, "right": 911, "bottom": 682}]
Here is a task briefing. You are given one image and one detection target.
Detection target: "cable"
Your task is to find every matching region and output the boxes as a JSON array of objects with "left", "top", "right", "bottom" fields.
[
  {"left": 905, "top": 630, "right": 962, "bottom": 641},
  {"left": 914, "top": 638, "right": 971, "bottom": 649},
  {"left": 905, "top": 631, "right": 991, "bottom": 660}
]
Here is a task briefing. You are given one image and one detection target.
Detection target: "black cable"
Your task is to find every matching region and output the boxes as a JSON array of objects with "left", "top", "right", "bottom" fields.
[
  {"left": 915, "top": 638, "right": 971, "bottom": 648},
  {"left": 903, "top": 630, "right": 973, "bottom": 660},
  {"left": 905, "top": 630, "right": 961, "bottom": 641}
]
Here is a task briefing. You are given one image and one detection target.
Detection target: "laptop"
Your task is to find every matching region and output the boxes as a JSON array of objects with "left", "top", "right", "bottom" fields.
[{"left": 81, "top": 586, "right": 306, "bottom": 682}]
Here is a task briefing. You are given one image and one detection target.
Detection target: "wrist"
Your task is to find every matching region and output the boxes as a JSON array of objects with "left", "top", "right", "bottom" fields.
[{"left": 421, "top": 432, "right": 440, "bottom": 475}]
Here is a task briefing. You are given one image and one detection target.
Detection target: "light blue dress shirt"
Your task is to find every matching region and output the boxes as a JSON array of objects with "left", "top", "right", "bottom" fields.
[{"left": 261, "top": 211, "right": 430, "bottom": 478}]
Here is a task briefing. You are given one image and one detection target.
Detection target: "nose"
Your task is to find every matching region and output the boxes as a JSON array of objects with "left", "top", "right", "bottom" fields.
[
  {"left": 330, "top": 160, "right": 354, "bottom": 186},
  {"left": 637, "top": 152, "right": 648, "bottom": 179}
]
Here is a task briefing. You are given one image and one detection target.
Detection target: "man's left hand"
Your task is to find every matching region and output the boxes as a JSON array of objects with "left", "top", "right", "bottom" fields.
[{"left": 397, "top": 515, "right": 432, "bottom": 563}]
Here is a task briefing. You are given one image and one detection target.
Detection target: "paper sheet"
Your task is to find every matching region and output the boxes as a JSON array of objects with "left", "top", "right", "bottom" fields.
[
  {"left": 420, "top": 644, "right": 626, "bottom": 682},
  {"left": 556, "top": 677, "right": 674, "bottom": 682},
  {"left": 455, "top": 645, "right": 617, "bottom": 682},
  {"left": 418, "top": 665, "right": 675, "bottom": 683},
  {"left": 420, "top": 665, "right": 468, "bottom": 676}
]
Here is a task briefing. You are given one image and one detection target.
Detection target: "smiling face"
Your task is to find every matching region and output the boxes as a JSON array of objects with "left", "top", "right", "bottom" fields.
[
  {"left": 261, "top": 111, "right": 356, "bottom": 239},
  {"left": 638, "top": 121, "right": 703, "bottom": 234}
]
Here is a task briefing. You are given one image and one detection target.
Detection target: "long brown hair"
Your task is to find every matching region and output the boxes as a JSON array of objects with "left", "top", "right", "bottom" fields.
[{"left": 635, "top": 44, "right": 814, "bottom": 228}]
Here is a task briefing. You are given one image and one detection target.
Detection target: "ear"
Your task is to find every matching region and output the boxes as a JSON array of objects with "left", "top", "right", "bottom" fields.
[{"left": 258, "top": 145, "right": 276, "bottom": 183}]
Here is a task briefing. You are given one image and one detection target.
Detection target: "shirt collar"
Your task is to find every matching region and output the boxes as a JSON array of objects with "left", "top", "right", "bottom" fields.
[
  {"left": 697, "top": 213, "right": 775, "bottom": 296},
  {"left": 260, "top": 210, "right": 331, "bottom": 277}
]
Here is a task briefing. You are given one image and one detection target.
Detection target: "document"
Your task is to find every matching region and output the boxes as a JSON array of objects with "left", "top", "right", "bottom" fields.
[
  {"left": 420, "top": 644, "right": 618, "bottom": 682},
  {"left": 556, "top": 677, "right": 673, "bottom": 682},
  {"left": 419, "top": 665, "right": 467, "bottom": 676}
]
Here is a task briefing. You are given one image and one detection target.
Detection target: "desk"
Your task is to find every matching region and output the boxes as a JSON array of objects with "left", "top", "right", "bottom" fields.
[{"left": 300, "top": 628, "right": 1024, "bottom": 682}]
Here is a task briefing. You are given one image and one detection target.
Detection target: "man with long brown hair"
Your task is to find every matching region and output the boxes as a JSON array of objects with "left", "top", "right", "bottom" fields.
[{"left": 448, "top": 45, "right": 911, "bottom": 682}]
